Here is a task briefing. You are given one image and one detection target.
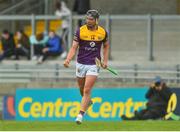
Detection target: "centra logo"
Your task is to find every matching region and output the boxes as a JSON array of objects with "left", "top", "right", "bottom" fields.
[{"left": 89, "top": 42, "right": 96, "bottom": 47}]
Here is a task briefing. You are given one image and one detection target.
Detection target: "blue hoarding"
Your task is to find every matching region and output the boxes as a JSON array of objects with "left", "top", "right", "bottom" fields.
[{"left": 15, "top": 88, "right": 148, "bottom": 121}]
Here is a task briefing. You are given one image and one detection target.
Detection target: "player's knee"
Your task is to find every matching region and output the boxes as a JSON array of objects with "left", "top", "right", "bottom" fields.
[{"left": 83, "top": 88, "right": 91, "bottom": 95}]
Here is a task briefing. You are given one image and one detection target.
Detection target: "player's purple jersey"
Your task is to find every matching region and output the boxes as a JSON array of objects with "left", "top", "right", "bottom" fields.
[{"left": 74, "top": 25, "right": 108, "bottom": 65}]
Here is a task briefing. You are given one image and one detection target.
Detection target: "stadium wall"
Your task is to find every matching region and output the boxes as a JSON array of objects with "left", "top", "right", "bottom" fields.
[
  {"left": 65, "top": 0, "right": 177, "bottom": 14},
  {"left": 0, "top": 79, "right": 180, "bottom": 95},
  {"left": 0, "top": 79, "right": 143, "bottom": 95}
]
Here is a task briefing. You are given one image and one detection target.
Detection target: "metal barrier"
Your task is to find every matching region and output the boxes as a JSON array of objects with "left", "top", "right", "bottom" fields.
[
  {"left": 1, "top": 14, "right": 180, "bottom": 61},
  {"left": 0, "top": 62, "right": 180, "bottom": 84}
]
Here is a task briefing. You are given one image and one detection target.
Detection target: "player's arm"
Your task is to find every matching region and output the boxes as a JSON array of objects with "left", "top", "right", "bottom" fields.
[
  {"left": 103, "top": 41, "right": 109, "bottom": 64},
  {"left": 102, "top": 41, "right": 109, "bottom": 69},
  {"left": 63, "top": 40, "right": 79, "bottom": 67},
  {"left": 101, "top": 29, "right": 109, "bottom": 69}
]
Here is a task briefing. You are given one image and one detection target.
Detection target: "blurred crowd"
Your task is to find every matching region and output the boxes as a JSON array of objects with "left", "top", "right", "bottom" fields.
[
  {"left": 0, "top": 0, "right": 91, "bottom": 64},
  {"left": 0, "top": 29, "right": 65, "bottom": 64}
]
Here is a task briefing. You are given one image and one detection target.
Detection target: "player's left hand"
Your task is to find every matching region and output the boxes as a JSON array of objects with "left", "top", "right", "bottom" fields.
[
  {"left": 101, "top": 62, "right": 107, "bottom": 69},
  {"left": 63, "top": 59, "right": 70, "bottom": 68}
]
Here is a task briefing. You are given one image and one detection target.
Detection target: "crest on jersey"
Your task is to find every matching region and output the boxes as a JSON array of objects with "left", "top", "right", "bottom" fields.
[{"left": 89, "top": 42, "right": 96, "bottom": 47}]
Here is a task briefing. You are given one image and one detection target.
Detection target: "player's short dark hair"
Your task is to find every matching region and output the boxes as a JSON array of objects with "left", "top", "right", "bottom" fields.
[{"left": 86, "top": 10, "right": 99, "bottom": 19}]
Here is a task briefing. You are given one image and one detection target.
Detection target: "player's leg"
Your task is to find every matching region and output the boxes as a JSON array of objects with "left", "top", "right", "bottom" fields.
[
  {"left": 75, "top": 64, "right": 99, "bottom": 124},
  {"left": 77, "top": 77, "right": 85, "bottom": 96},
  {"left": 77, "top": 77, "right": 93, "bottom": 109},
  {"left": 76, "top": 75, "right": 97, "bottom": 124},
  {"left": 81, "top": 75, "right": 97, "bottom": 112}
]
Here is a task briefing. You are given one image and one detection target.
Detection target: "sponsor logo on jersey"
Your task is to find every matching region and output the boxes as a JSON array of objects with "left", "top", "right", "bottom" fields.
[{"left": 90, "top": 42, "right": 96, "bottom": 47}]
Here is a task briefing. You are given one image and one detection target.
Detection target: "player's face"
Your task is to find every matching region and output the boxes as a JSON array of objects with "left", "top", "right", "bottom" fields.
[{"left": 86, "top": 16, "right": 96, "bottom": 28}]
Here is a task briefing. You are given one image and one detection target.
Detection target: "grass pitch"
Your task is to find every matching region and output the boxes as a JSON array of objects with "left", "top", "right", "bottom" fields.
[{"left": 0, "top": 121, "right": 180, "bottom": 131}]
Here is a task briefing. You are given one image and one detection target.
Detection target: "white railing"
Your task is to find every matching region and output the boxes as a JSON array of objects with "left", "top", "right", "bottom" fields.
[{"left": 0, "top": 63, "right": 180, "bottom": 84}]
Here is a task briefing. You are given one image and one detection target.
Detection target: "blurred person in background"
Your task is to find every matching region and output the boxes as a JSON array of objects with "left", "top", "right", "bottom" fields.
[
  {"left": 30, "top": 32, "right": 49, "bottom": 60},
  {"left": 64, "top": 10, "right": 109, "bottom": 124},
  {"left": 122, "top": 76, "right": 172, "bottom": 120},
  {"left": 0, "top": 29, "right": 17, "bottom": 61},
  {"left": 73, "top": 0, "right": 90, "bottom": 27},
  {"left": 15, "top": 30, "right": 30, "bottom": 60},
  {"left": 55, "top": 0, "right": 71, "bottom": 59},
  {"left": 37, "top": 30, "right": 63, "bottom": 64}
]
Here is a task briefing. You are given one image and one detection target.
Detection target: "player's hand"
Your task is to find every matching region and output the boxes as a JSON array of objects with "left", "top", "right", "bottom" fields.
[
  {"left": 63, "top": 59, "right": 70, "bottom": 68},
  {"left": 101, "top": 62, "right": 107, "bottom": 69}
]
